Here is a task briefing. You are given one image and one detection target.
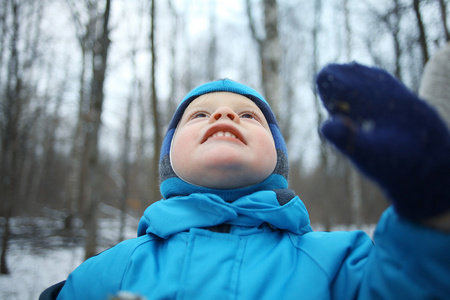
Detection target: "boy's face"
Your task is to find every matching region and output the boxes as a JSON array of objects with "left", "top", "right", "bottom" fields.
[{"left": 171, "top": 92, "right": 277, "bottom": 189}]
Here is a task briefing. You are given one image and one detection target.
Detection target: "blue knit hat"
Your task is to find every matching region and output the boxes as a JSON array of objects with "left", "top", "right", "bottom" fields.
[{"left": 159, "top": 79, "right": 289, "bottom": 201}]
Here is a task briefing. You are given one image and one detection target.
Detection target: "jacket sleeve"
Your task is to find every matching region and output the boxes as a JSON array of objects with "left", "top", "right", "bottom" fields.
[
  {"left": 358, "top": 207, "right": 450, "bottom": 299},
  {"left": 56, "top": 236, "right": 148, "bottom": 300}
]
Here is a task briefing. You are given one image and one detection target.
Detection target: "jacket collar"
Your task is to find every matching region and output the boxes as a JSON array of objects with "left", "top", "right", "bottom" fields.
[{"left": 137, "top": 191, "right": 312, "bottom": 239}]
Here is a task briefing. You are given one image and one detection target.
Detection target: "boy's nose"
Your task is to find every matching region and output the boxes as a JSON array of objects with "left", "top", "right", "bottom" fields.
[{"left": 210, "top": 107, "right": 239, "bottom": 122}]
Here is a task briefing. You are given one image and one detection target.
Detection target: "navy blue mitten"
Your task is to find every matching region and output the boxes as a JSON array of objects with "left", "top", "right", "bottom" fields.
[{"left": 316, "top": 62, "right": 450, "bottom": 220}]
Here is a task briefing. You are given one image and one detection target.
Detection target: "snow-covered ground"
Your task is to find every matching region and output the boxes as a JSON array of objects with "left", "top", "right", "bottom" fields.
[
  {"left": 0, "top": 243, "right": 84, "bottom": 299},
  {"left": 0, "top": 204, "right": 140, "bottom": 300}
]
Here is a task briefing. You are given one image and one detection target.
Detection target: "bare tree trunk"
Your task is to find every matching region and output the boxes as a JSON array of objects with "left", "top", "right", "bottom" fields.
[
  {"left": 342, "top": 0, "right": 363, "bottom": 227},
  {"left": 37, "top": 75, "right": 66, "bottom": 203},
  {"left": 412, "top": 0, "right": 429, "bottom": 66},
  {"left": 180, "top": 2, "right": 194, "bottom": 91},
  {"left": 167, "top": 0, "right": 179, "bottom": 117},
  {"left": 349, "top": 168, "right": 363, "bottom": 226},
  {"left": 392, "top": 0, "right": 402, "bottom": 79},
  {"left": 364, "top": 0, "right": 405, "bottom": 79},
  {"left": 207, "top": 0, "right": 217, "bottom": 81},
  {"left": 13, "top": 1, "right": 47, "bottom": 211},
  {"left": 310, "top": 0, "right": 332, "bottom": 231},
  {"left": 65, "top": 0, "right": 98, "bottom": 230},
  {"left": 261, "top": 0, "right": 282, "bottom": 115},
  {"left": 129, "top": 1, "right": 148, "bottom": 211},
  {"left": 149, "top": 0, "right": 161, "bottom": 202},
  {"left": 1, "top": 0, "right": 22, "bottom": 274},
  {"left": 438, "top": 0, "right": 449, "bottom": 42},
  {"left": 0, "top": 0, "right": 9, "bottom": 85},
  {"left": 246, "top": 0, "right": 282, "bottom": 119},
  {"left": 312, "top": 0, "right": 326, "bottom": 155},
  {"left": 65, "top": 50, "right": 87, "bottom": 229},
  {"left": 344, "top": 0, "right": 352, "bottom": 59},
  {"left": 118, "top": 95, "right": 131, "bottom": 242},
  {"left": 22, "top": 0, "right": 43, "bottom": 74},
  {"left": 83, "top": 0, "right": 112, "bottom": 260},
  {"left": 118, "top": 41, "right": 137, "bottom": 242},
  {"left": 136, "top": 81, "right": 147, "bottom": 209}
]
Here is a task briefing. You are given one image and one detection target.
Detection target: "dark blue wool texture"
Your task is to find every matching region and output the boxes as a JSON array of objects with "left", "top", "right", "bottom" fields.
[{"left": 316, "top": 62, "right": 450, "bottom": 220}]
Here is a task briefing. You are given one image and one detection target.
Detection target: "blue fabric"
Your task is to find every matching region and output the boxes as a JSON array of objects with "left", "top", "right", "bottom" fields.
[
  {"left": 317, "top": 63, "right": 450, "bottom": 219},
  {"left": 137, "top": 190, "right": 312, "bottom": 239},
  {"left": 160, "top": 173, "right": 288, "bottom": 202},
  {"left": 56, "top": 202, "right": 450, "bottom": 300},
  {"left": 183, "top": 79, "right": 269, "bottom": 105},
  {"left": 359, "top": 208, "right": 450, "bottom": 299}
]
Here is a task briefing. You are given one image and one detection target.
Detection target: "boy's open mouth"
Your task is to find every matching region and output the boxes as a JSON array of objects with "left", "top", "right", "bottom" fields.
[{"left": 202, "top": 125, "right": 246, "bottom": 144}]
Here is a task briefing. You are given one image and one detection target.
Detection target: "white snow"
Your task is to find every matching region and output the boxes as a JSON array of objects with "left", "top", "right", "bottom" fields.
[
  {"left": 0, "top": 211, "right": 139, "bottom": 300},
  {"left": 0, "top": 243, "right": 84, "bottom": 300}
]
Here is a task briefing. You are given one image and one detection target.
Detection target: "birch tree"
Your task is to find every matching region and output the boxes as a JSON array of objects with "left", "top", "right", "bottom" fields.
[
  {"left": 246, "top": 0, "right": 282, "bottom": 120},
  {"left": 419, "top": 42, "right": 450, "bottom": 127},
  {"left": 207, "top": 0, "right": 217, "bottom": 82},
  {"left": 149, "top": 0, "right": 161, "bottom": 202}
]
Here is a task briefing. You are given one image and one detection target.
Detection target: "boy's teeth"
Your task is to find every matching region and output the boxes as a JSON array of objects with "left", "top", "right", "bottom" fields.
[{"left": 210, "top": 131, "right": 237, "bottom": 139}]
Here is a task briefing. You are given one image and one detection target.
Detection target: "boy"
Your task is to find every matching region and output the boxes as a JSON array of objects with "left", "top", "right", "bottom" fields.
[{"left": 44, "top": 63, "right": 450, "bottom": 299}]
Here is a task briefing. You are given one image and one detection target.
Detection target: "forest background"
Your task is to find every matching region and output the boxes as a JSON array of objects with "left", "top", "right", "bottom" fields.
[{"left": 0, "top": 0, "right": 449, "bottom": 295}]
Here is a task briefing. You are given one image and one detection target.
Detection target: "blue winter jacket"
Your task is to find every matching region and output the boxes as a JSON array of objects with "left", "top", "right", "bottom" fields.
[{"left": 57, "top": 192, "right": 450, "bottom": 299}]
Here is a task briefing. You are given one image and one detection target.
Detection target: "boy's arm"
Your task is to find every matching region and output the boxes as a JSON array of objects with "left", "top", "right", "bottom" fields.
[
  {"left": 358, "top": 207, "right": 450, "bottom": 299},
  {"left": 56, "top": 237, "right": 139, "bottom": 299},
  {"left": 316, "top": 63, "right": 450, "bottom": 298},
  {"left": 316, "top": 62, "right": 450, "bottom": 225},
  {"left": 57, "top": 251, "right": 123, "bottom": 299}
]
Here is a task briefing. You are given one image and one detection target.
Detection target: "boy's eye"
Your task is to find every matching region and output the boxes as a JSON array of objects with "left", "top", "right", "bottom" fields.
[
  {"left": 192, "top": 112, "right": 209, "bottom": 119},
  {"left": 240, "top": 113, "right": 256, "bottom": 119},
  {"left": 240, "top": 110, "right": 261, "bottom": 121}
]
